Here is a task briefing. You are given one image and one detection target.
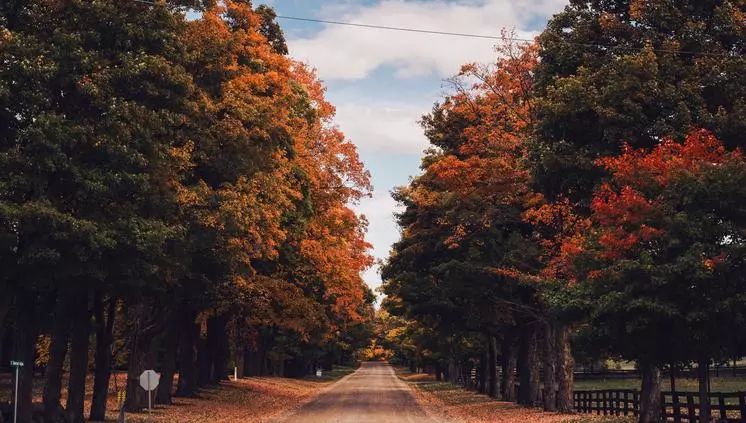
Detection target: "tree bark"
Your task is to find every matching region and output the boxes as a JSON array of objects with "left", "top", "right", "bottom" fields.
[
  {"left": 13, "top": 291, "right": 38, "bottom": 423},
  {"left": 447, "top": 357, "right": 458, "bottom": 384},
  {"left": 500, "top": 334, "right": 517, "bottom": 401},
  {"left": 697, "top": 357, "right": 711, "bottom": 423},
  {"left": 478, "top": 350, "right": 488, "bottom": 394},
  {"left": 124, "top": 301, "right": 164, "bottom": 411},
  {"left": 488, "top": 335, "right": 498, "bottom": 398},
  {"left": 196, "top": 334, "right": 211, "bottom": 386},
  {"left": 90, "top": 295, "right": 117, "bottom": 421},
  {"left": 555, "top": 323, "right": 574, "bottom": 413},
  {"left": 42, "top": 292, "right": 72, "bottom": 423},
  {"left": 542, "top": 322, "right": 557, "bottom": 412},
  {"left": 156, "top": 325, "right": 178, "bottom": 405},
  {"left": 207, "top": 315, "right": 229, "bottom": 383},
  {"left": 639, "top": 361, "right": 662, "bottom": 423},
  {"left": 175, "top": 309, "right": 198, "bottom": 396},
  {"left": 0, "top": 292, "right": 11, "bottom": 337},
  {"left": 65, "top": 291, "right": 91, "bottom": 423},
  {"left": 518, "top": 323, "right": 540, "bottom": 405}
]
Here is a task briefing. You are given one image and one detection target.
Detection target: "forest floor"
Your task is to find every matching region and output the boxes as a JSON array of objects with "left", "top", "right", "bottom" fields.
[
  {"left": 0, "top": 366, "right": 356, "bottom": 422},
  {"left": 396, "top": 369, "right": 632, "bottom": 423}
]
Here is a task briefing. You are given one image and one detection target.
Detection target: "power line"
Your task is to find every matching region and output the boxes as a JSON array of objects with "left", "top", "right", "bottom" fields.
[
  {"left": 276, "top": 15, "right": 516, "bottom": 41},
  {"left": 275, "top": 15, "right": 741, "bottom": 58},
  {"left": 128, "top": 1, "right": 740, "bottom": 58}
]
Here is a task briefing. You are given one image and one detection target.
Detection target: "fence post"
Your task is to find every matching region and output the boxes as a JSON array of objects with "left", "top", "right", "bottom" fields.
[
  {"left": 717, "top": 393, "right": 727, "bottom": 421},
  {"left": 623, "top": 391, "right": 629, "bottom": 416},
  {"left": 739, "top": 392, "right": 746, "bottom": 423},
  {"left": 686, "top": 393, "right": 695, "bottom": 423},
  {"left": 672, "top": 391, "right": 681, "bottom": 423},
  {"left": 633, "top": 390, "right": 640, "bottom": 417}
]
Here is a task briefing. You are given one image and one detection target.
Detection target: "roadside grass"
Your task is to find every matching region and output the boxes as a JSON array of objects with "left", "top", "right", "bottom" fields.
[
  {"left": 575, "top": 375, "right": 746, "bottom": 392},
  {"left": 304, "top": 365, "right": 356, "bottom": 382}
]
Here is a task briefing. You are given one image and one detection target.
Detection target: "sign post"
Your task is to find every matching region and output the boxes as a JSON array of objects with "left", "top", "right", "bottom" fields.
[
  {"left": 139, "top": 370, "right": 160, "bottom": 422},
  {"left": 10, "top": 361, "right": 24, "bottom": 423}
]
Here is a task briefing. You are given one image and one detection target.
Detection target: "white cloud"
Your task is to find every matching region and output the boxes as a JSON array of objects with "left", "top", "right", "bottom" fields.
[
  {"left": 288, "top": 0, "right": 566, "bottom": 80},
  {"left": 335, "top": 102, "right": 429, "bottom": 154},
  {"left": 355, "top": 191, "right": 404, "bottom": 293}
]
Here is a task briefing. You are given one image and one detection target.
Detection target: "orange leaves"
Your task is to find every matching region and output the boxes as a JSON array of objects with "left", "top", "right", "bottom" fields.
[{"left": 596, "top": 129, "right": 740, "bottom": 190}]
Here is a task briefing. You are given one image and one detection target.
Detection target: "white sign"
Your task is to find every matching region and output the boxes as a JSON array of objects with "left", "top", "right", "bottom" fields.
[
  {"left": 139, "top": 370, "right": 160, "bottom": 392},
  {"left": 10, "top": 360, "right": 23, "bottom": 367},
  {"left": 315, "top": 369, "right": 322, "bottom": 377}
]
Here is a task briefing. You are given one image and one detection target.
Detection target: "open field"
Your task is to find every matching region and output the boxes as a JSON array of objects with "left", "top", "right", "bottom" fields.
[
  {"left": 574, "top": 375, "right": 746, "bottom": 392},
  {"left": 0, "top": 366, "right": 356, "bottom": 422}
]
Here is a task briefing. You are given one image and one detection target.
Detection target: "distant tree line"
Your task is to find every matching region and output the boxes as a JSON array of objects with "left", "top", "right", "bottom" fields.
[
  {"left": 381, "top": 1, "right": 745, "bottom": 422},
  {"left": 0, "top": 1, "right": 374, "bottom": 422}
]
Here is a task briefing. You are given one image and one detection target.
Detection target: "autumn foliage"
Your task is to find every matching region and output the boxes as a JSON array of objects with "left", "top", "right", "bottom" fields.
[{"left": 0, "top": 1, "right": 373, "bottom": 421}]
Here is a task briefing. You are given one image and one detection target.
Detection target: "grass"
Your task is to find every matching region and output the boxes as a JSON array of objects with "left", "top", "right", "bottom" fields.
[
  {"left": 303, "top": 365, "right": 356, "bottom": 382},
  {"left": 574, "top": 375, "right": 746, "bottom": 392}
]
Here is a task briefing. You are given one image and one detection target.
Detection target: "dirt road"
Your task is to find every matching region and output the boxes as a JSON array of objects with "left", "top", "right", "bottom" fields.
[{"left": 276, "top": 361, "right": 440, "bottom": 423}]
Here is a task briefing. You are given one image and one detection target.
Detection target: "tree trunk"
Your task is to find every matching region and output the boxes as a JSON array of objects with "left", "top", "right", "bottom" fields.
[
  {"left": 555, "top": 323, "right": 574, "bottom": 413},
  {"left": 542, "top": 322, "right": 557, "bottom": 412},
  {"left": 639, "top": 362, "right": 662, "bottom": 423},
  {"left": 13, "top": 291, "right": 38, "bottom": 423},
  {"left": 156, "top": 325, "right": 178, "bottom": 405},
  {"left": 0, "top": 292, "right": 11, "bottom": 338},
  {"left": 42, "top": 292, "right": 71, "bottom": 423},
  {"left": 697, "top": 357, "right": 711, "bottom": 423},
  {"left": 196, "top": 334, "right": 211, "bottom": 387},
  {"left": 478, "top": 350, "right": 488, "bottom": 394},
  {"left": 124, "top": 302, "right": 163, "bottom": 412},
  {"left": 65, "top": 291, "right": 91, "bottom": 423},
  {"left": 669, "top": 364, "right": 676, "bottom": 392},
  {"left": 488, "top": 335, "right": 498, "bottom": 398},
  {"left": 447, "top": 357, "right": 458, "bottom": 384},
  {"left": 207, "top": 315, "right": 229, "bottom": 383},
  {"left": 518, "top": 323, "right": 540, "bottom": 405},
  {"left": 500, "top": 334, "right": 517, "bottom": 401},
  {"left": 176, "top": 309, "right": 198, "bottom": 396},
  {"left": 90, "top": 295, "right": 117, "bottom": 421},
  {"left": 434, "top": 362, "right": 442, "bottom": 381}
]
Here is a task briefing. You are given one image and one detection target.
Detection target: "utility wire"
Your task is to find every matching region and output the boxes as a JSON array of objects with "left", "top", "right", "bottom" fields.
[
  {"left": 275, "top": 15, "right": 741, "bottom": 58},
  {"left": 276, "top": 15, "right": 515, "bottom": 41},
  {"left": 129, "top": 1, "right": 741, "bottom": 58}
]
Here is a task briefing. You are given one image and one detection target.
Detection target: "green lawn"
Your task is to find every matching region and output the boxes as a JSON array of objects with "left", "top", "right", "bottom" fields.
[
  {"left": 303, "top": 365, "right": 357, "bottom": 382},
  {"left": 575, "top": 376, "right": 746, "bottom": 392}
]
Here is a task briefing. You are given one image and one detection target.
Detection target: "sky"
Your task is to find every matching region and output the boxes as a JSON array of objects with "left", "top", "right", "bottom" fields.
[{"left": 256, "top": 0, "right": 569, "bottom": 296}]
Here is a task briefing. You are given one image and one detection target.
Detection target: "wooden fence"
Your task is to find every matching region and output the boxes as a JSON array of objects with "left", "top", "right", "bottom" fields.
[
  {"left": 574, "top": 389, "right": 746, "bottom": 422},
  {"left": 574, "top": 389, "right": 640, "bottom": 416}
]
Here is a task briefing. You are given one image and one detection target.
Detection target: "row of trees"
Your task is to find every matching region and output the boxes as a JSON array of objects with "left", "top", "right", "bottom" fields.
[
  {"left": 1, "top": 1, "right": 374, "bottom": 422},
  {"left": 381, "top": 1, "right": 745, "bottom": 422}
]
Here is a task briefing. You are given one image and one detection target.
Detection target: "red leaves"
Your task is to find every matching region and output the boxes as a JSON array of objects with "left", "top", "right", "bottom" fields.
[
  {"left": 596, "top": 129, "right": 740, "bottom": 190},
  {"left": 589, "top": 130, "right": 739, "bottom": 260}
]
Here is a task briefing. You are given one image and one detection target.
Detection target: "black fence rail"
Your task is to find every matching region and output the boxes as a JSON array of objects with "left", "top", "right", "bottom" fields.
[
  {"left": 574, "top": 389, "right": 639, "bottom": 416},
  {"left": 662, "top": 391, "right": 746, "bottom": 423},
  {"left": 574, "top": 389, "right": 746, "bottom": 422}
]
